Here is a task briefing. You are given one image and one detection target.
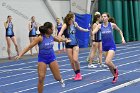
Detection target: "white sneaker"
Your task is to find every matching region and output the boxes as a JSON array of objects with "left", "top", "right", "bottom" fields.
[
  {"left": 59, "top": 79, "right": 65, "bottom": 87},
  {"left": 100, "top": 64, "right": 108, "bottom": 68},
  {"left": 88, "top": 64, "right": 97, "bottom": 68}
]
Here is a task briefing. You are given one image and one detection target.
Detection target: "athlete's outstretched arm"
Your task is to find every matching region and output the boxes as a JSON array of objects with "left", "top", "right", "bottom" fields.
[
  {"left": 92, "top": 24, "right": 101, "bottom": 35},
  {"left": 54, "top": 36, "right": 71, "bottom": 43},
  {"left": 15, "top": 36, "right": 42, "bottom": 59},
  {"left": 74, "top": 22, "right": 89, "bottom": 32},
  {"left": 58, "top": 24, "right": 67, "bottom": 37},
  {"left": 112, "top": 23, "right": 126, "bottom": 44}
]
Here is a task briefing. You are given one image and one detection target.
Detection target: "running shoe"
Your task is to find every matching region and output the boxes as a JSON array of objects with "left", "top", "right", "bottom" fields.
[
  {"left": 88, "top": 64, "right": 97, "bottom": 68},
  {"left": 59, "top": 79, "right": 65, "bottom": 87}
]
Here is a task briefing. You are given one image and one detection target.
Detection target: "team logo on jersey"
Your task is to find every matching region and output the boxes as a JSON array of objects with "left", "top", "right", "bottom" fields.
[{"left": 69, "top": 30, "right": 75, "bottom": 34}]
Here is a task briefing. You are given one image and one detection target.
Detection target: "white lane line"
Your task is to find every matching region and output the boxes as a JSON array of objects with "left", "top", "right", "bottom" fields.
[
  {"left": 0, "top": 61, "right": 36, "bottom": 69},
  {"left": 98, "top": 78, "right": 140, "bottom": 93},
  {"left": 0, "top": 52, "right": 140, "bottom": 87},
  {"left": 14, "top": 70, "right": 102, "bottom": 93},
  {"left": 0, "top": 42, "right": 140, "bottom": 69},
  {"left": 0, "top": 65, "right": 87, "bottom": 87},
  {"left": 0, "top": 68, "right": 50, "bottom": 72},
  {"left": 0, "top": 49, "right": 140, "bottom": 88},
  {"left": 0, "top": 42, "right": 139, "bottom": 91},
  {"left": 59, "top": 68, "right": 140, "bottom": 93},
  {"left": 14, "top": 59, "right": 140, "bottom": 93},
  {"left": 0, "top": 71, "right": 36, "bottom": 80},
  {"left": 0, "top": 65, "right": 36, "bottom": 74},
  {"left": 0, "top": 56, "right": 87, "bottom": 73},
  {"left": 0, "top": 51, "right": 88, "bottom": 69},
  {"left": 0, "top": 48, "right": 139, "bottom": 73},
  {"left": 0, "top": 49, "right": 139, "bottom": 79},
  {"left": 117, "top": 46, "right": 140, "bottom": 49}
]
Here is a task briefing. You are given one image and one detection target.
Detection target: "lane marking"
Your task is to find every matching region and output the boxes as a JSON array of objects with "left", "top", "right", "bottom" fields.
[
  {"left": 0, "top": 53, "right": 140, "bottom": 87},
  {"left": 0, "top": 42, "right": 140, "bottom": 69},
  {"left": 98, "top": 77, "right": 140, "bottom": 93},
  {"left": 13, "top": 59, "right": 140, "bottom": 93},
  {"left": 59, "top": 68, "right": 140, "bottom": 93}
]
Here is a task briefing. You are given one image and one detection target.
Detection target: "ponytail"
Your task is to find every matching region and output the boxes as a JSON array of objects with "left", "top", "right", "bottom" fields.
[
  {"left": 39, "top": 22, "right": 53, "bottom": 35},
  {"left": 109, "top": 17, "right": 116, "bottom": 23}
]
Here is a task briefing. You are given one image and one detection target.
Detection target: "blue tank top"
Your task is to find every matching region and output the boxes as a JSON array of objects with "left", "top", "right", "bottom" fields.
[
  {"left": 57, "top": 23, "right": 62, "bottom": 34},
  {"left": 30, "top": 22, "right": 37, "bottom": 35},
  {"left": 6, "top": 22, "right": 14, "bottom": 35},
  {"left": 64, "top": 24, "right": 78, "bottom": 45},
  {"left": 38, "top": 35, "right": 55, "bottom": 55},
  {"left": 100, "top": 22, "right": 115, "bottom": 47}
]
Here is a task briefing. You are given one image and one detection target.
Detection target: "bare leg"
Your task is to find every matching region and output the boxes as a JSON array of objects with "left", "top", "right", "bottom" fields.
[
  {"left": 104, "top": 50, "right": 116, "bottom": 76},
  {"left": 6, "top": 37, "right": 11, "bottom": 59},
  {"left": 49, "top": 61, "right": 65, "bottom": 87},
  {"left": 11, "top": 36, "right": 19, "bottom": 56},
  {"left": 66, "top": 48, "right": 76, "bottom": 71},
  {"left": 89, "top": 42, "right": 97, "bottom": 65},
  {"left": 98, "top": 42, "right": 102, "bottom": 64},
  {"left": 33, "top": 37, "right": 38, "bottom": 53},
  {"left": 49, "top": 61, "right": 62, "bottom": 80},
  {"left": 29, "top": 37, "right": 33, "bottom": 55},
  {"left": 73, "top": 46, "right": 80, "bottom": 70},
  {"left": 37, "top": 62, "right": 47, "bottom": 93}
]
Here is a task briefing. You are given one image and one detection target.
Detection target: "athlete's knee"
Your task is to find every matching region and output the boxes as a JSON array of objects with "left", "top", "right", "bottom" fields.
[
  {"left": 38, "top": 75, "right": 45, "bottom": 83},
  {"left": 73, "top": 58, "right": 78, "bottom": 63},
  {"left": 105, "top": 59, "right": 111, "bottom": 65}
]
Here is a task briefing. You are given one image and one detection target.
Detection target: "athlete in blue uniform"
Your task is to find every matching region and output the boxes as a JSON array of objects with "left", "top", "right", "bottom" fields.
[
  {"left": 4, "top": 15, "right": 19, "bottom": 60},
  {"left": 58, "top": 13, "right": 89, "bottom": 81},
  {"left": 56, "top": 18, "right": 65, "bottom": 53},
  {"left": 16, "top": 22, "right": 71, "bottom": 93},
  {"left": 88, "top": 12, "right": 107, "bottom": 68},
  {"left": 28, "top": 16, "right": 38, "bottom": 55},
  {"left": 92, "top": 13, "right": 125, "bottom": 83}
]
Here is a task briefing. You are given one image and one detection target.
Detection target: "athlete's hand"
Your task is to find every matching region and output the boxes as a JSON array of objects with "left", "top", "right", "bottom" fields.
[
  {"left": 65, "top": 39, "right": 71, "bottom": 43},
  {"left": 85, "top": 29, "right": 90, "bottom": 32},
  {"left": 122, "top": 39, "right": 126, "bottom": 44}
]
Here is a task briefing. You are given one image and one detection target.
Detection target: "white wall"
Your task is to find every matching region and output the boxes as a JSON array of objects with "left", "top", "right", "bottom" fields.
[
  {"left": 70, "top": 0, "right": 91, "bottom": 14},
  {"left": 48, "top": 0, "right": 70, "bottom": 19},
  {"left": 0, "top": 0, "right": 70, "bottom": 58}
]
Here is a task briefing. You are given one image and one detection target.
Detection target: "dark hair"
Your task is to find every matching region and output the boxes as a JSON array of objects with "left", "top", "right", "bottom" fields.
[
  {"left": 7, "top": 15, "right": 11, "bottom": 18},
  {"left": 39, "top": 22, "right": 53, "bottom": 35},
  {"left": 102, "top": 12, "right": 116, "bottom": 23},
  {"left": 93, "top": 14, "right": 100, "bottom": 24},
  {"left": 109, "top": 17, "right": 116, "bottom": 23},
  {"left": 102, "top": 12, "right": 110, "bottom": 18},
  {"left": 31, "top": 16, "right": 35, "bottom": 20},
  {"left": 64, "top": 13, "right": 74, "bottom": 26},
  {"left": 6, "top": 15, "right": 12, "bottom": 23}
]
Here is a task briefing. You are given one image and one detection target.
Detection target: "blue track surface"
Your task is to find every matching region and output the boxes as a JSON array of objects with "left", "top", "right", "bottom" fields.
[{"left": 0, "top": 41, "right": 140, "bottom": 93}]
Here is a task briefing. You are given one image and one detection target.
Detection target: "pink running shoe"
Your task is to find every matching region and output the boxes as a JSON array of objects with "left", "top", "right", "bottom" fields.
[
  {"left": 112, "top": 68, "right": 119, "bottom": 83},
  {"left": 74, "top": 74, "right": 78, "bottom": 80},
  {"left": 77, "top": 73, "right": 82, "bottom": 80},
  {"left": 112, "top": 76, "right": 118, "bottom": 83},
  {"left": 115, "top": 68, "right": 119, "bottom": 77},
  {"left": 74, "top": 73, "right": 82, "bottom": 80}
]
